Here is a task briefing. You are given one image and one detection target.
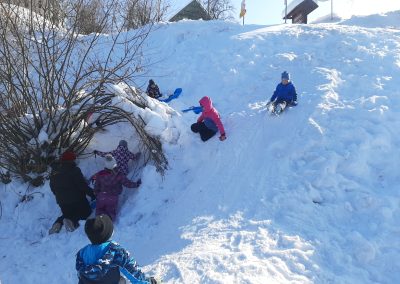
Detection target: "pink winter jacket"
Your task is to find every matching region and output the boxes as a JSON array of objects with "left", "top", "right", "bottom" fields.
[{"left": 197, "top": 96, "right": 225, "bottom": 135}]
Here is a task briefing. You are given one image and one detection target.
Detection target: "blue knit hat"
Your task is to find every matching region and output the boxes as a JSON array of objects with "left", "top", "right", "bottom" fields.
[{"left": 281, "top": 71, "right": 290, "bottom": 80}]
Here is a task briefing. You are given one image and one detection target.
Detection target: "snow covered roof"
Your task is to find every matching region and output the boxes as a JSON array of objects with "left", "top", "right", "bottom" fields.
[
  {"left": 282, "top": 0, "right": 319, "bottom": 23},
  {"left": 169, "top": 0, "right": 210, "bottom": 22},
  {"left": 167, "top": 0, "right": 199, "bottom": 19}
]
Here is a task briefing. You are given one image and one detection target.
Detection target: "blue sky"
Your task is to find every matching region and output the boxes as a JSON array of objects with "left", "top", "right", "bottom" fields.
[{"left": 230, "top": 0, "right": 400, "bottom": 25}]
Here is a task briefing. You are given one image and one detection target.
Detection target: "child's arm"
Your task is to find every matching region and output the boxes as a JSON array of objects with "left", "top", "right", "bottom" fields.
[
  {"left": 197, "top": 112, "right": 205, "bottom": 123},
  {"left": 291, "top": 85, "right": 298, "bottom": 102},
  {"left": 94, "top": 150, "right": 109, "bottom": 157},
  {"left": 114, "top": 244, "right": 148, "bottom": 281},
  {"left": 214, "top": 115, "right": 225, "bottom": 136},
  {"left": 121, "top": 175, "right": 140, "bottom": 188},
  {"left": 270, "top": 88, "right": 278, "bottom": 102},
  {"left": 128, "top": 151, "right": 140, "bottom": 160}
]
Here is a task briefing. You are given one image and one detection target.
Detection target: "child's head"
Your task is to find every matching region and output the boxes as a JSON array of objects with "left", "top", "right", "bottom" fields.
[
  {"left": 199, "top": 96, "right": 212, "bottom": 111},
  {"left": 104, "top": 154, "right": 117, "bottom": 170},
  {"left": 119, "top": 140, "right": 128, "bottom": 148},
  {"left": 85, "top": 214, "right": 114, "bottom": 244},
  {"left": 281, "top": 71, "right": 290, "bottom": 85},
  {"left": 61, "top": 151, "right": 76, "bottom": 162}
]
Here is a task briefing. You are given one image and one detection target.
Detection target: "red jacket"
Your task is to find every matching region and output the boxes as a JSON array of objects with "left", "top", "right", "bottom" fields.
[{"left": 197, "top": 96, "right": 225, "bottom": 135}]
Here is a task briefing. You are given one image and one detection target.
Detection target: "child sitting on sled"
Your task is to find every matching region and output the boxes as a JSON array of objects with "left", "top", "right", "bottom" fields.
[{"left": 267, "top": 71, "right": 298, "bottom": 115}]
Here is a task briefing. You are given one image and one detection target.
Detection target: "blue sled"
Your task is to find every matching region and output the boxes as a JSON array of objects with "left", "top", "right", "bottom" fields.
[
  {"left": 159, "top": 88, "right": 182, "bottom": 103},
  {"left": 182, "top": 106, "right": 202, "bottom": 114},
  {"left": 120, "top": 267, "right": 151, "bottom": 284}
]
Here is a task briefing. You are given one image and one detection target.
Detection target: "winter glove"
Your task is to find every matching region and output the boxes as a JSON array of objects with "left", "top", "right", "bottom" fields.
[
  {"left": 147, "top": 277, "right": 157, "bottom": 284},
  {"left": 93, "top": 150, "right": 99, "bottom": 155},
  {"left": 134, "top": 178, "right": 142, "bottom": 188},
  {"left": 219, "top": 133, "right": 226, "bottom": 141}
]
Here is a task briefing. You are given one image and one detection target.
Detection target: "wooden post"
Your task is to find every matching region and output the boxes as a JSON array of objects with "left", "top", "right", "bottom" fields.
[{"left": 285, "top": 0, "right": 287, "bottom": 23}]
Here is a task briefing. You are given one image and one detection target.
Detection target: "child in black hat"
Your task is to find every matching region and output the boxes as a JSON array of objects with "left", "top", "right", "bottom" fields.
[
  {"left": 146, "top": 79, "right": 162, "bottom": 99},
  {"left": 76, "top": 214, "right": 157, "bottom": 284}
]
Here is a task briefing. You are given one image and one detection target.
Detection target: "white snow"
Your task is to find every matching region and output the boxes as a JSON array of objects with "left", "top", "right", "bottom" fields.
[
  {"left": 282, "top": 0, "right": 318, "bottom": 18},
  {"left": 1, "top": 10, "right": 400, "bottom": 284}
]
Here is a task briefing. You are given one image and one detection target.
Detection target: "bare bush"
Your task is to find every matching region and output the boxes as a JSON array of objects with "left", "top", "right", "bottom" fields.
[
  {"left": 0, "top": 0, "right": 168, "bottom": 186},
  {"left": 203, "top": 0, "right": 235, "bottom": 20},
  {"left": 73, "top": 0, "right": 105, "bottom": 35},
  {"left": 125, "top": 0, "right": 170, "bottom": 30}
]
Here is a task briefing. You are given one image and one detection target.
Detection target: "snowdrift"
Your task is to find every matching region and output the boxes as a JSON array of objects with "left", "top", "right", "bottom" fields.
[{"left": 341, "top": 10, "right": 400, "bottom": 29}]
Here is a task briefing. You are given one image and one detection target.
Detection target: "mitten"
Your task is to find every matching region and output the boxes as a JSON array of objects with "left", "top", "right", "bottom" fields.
[{"left": 147, "top": 277, "right": 157, "bottom": 284}]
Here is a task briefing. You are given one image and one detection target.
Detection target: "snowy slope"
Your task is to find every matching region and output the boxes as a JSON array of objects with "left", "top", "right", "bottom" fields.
[
  {"left": 1, "top": 12, "right": 400, "bottom": 284},
  {"left": 341, "top": 10, "right": 400, "bottom": 29}
]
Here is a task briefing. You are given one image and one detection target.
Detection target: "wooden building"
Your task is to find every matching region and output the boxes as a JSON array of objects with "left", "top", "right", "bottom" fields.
[
  {"left": 283, "top": 0, "right": 319, "bottom": 24},
  {"left": 170, "top": 0, "right": 211, "bottom": 22}
]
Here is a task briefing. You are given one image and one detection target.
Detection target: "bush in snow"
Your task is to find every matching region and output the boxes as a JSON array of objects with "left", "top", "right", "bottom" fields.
[
  {"left": 0, "top": 1, "right": 167, "bottom": 186},
  {"left": 124, "top": 0, "right": 170, "bottom": 30},
  {"left": 202, "top": 0, "right": 235, "bottom": 20}
]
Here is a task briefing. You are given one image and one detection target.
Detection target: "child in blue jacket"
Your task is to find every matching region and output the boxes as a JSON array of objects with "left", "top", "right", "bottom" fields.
[
  {"left": 267, "top": 71, "right": 298, "bottom": 114},
  {"left": 76, "top": 214, "right": 157, "bottom": 284}
]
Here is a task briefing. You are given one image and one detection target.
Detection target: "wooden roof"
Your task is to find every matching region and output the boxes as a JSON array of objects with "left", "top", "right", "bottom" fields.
[
  {"left": 169, "top": 0, "right": 211, "bottom": 22},
  {"left": 283, "top": 0, "right": 319, "bottom": 24}
]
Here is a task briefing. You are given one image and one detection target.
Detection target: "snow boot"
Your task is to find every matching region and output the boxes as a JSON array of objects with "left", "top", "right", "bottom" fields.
[
  {"left": 63, "top": 218, "right": 78, "bottom": 232},
  {"left": 273, "top": 102, "right": 287, "bottom": 115},
  {"left": 48, "top": 222, "right": 62, "bottom": 234},
  {"left": 274, "top": 104, "right": 282, "bottom": 115}
]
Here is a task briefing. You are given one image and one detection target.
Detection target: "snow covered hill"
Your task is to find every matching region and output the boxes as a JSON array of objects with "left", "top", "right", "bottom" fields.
[{"left": 1, "top": 12, "right": 400, "bottom": 283}]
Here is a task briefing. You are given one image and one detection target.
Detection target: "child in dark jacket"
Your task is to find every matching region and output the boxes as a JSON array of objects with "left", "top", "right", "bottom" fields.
[
  {"left": 93, "top": 155, "right": 141, "bottom": 221},
  {"left": 94, "top": 140, "right": 140, "bottom": 176},
  {"left": 267, "top": 71, "right": 298, "bottom": 114},
  {"left": 76, "top": 214, "right": 157, "bottom": 284},
  {"left": 191, "top": 96, "right": 226, "bottom": 142},
  {"left": 146, "top": 79, "right": 162, "bottom": 99},
  {"left": 49, "top": 151, "right": 95, "bottom": 234}
]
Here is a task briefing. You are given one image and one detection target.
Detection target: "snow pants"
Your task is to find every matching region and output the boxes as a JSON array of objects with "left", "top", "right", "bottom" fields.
[
  {"left": 191, "top": 122, "right": 216, "bottom": 142},
  {"left": 54, "top": 199, "right": 92, "bottom": 226},
  {"left": 95, "top": 193, "right": 119, "bottom": 221}
]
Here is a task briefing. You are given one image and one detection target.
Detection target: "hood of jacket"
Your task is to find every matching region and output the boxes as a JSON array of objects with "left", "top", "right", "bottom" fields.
[{"left": 199, "top": 96, "right": 213, "bottom": 112}]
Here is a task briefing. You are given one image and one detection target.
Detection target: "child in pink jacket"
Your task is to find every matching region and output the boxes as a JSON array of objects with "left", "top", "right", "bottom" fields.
[{"left": 191, "top": 96, "right": 226, "bottom": 142}]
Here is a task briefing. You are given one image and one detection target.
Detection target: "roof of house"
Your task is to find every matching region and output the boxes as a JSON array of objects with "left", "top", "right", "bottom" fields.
[
  {"left": 168, "top": 0, "right": 211, "bottom": 22},
  {"left": 282, "top": 0, "right": 319, "bottom": 19}
]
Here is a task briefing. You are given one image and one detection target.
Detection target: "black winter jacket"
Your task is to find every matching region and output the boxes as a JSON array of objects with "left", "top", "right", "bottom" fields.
[{"left": 50, "top": 161, "right": 95, "bottom": 205}]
